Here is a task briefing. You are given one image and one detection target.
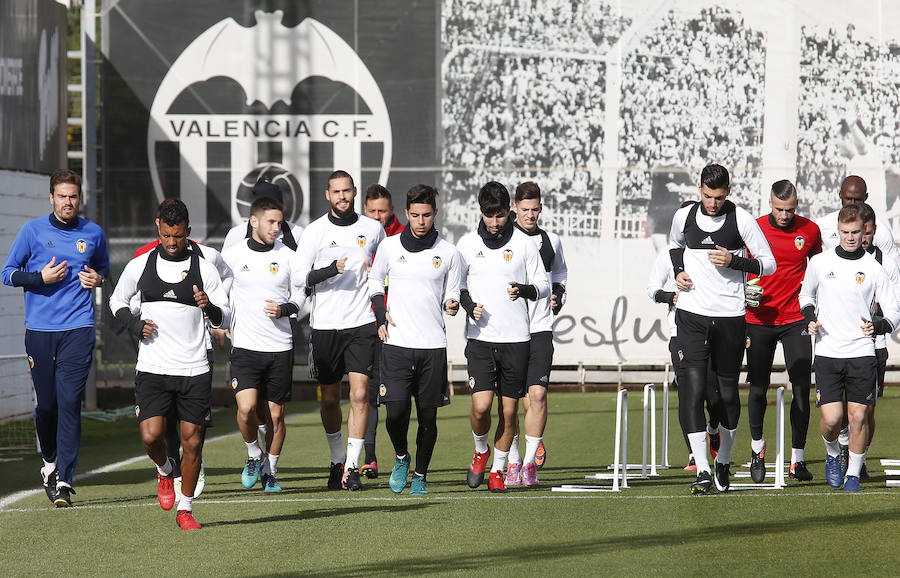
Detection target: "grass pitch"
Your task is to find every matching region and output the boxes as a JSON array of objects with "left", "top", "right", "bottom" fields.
[{"left": 3, "top": 389, "right": 900, "bottom": 576}]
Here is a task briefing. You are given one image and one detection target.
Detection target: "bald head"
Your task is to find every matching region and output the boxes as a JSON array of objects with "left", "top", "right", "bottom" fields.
[{"left": 839, "top": 175, "right": 868, "bottom": 207}]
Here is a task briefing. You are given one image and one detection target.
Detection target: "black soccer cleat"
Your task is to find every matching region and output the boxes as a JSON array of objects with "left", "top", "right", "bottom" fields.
[
  {"left": 839, "top": 444, "right": 849, "bottom": 478},
  {"left": 690, "top": 470, "right": 712, "bottom": 495},
  {"left": 714, "top": 461, "right": 731, "bottom": 492},
  {"left": 789, "top": 461, "right": 813, "bottom": 482},
  {"left": 54, "top": 484, "right": 75, "bottom": 508},
  {"left": 859, "top": 462, "right": 871, "bottom": 482},
  {"left": 41, "top": 468, "right": 58, "bottom": 504},
  {"left": 750, "top": 446, "right": 766, "bottom": 484},
  {"left": 327, "top": 462, "right": 344, "bottom": 490},
  {"left": 342, "top": 467, "right": 363, "bottom": 491}
]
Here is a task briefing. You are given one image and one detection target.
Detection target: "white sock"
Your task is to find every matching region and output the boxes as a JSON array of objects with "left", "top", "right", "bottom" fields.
[
  {"left": 245, "top": 440, "right": 262, "bottom": 460},
  {"left": 838, "top": 426, "right": 850, "bottom": 446},
  {"left": 751, "top": 437, "right": 765, "bottom": 455},
  {"left": 345, "top": 437, "right": 364, "bottom": 471},
  {"left": 823, "top": 436, "right": 840, "bottom": 457},
  {"left": 258, "top": 424, "right": 268, "bottom": 451},
  {"left": 326, "top": 431, "right": 345, "bottom": 464},
  {"left": 491, "top": 449, "right": 508, "bottom": 473},
  {"left": 716, "top": 427, "right": 737, "bottom": 464},
  {"left": 687, "top": 432, "right": 710, "bottom": 474},
  {"left": 179, "top": 495, "right": 193, "bottom": 512},
  {"left": 791, "top": 448, "right": 805, "bottom": 464},
  {"left": 847, "top": 451, "right": 864, "bottom": 478},
  {"left": 156, "top": 457, "right": 174, "bottom": 477},
  {"left": 41, "top": 459, "right": 57, "bottom": 477},
  {"left": 706, "top": 423, "right": 717, "bottom": 435},
  {"left": 268, "top": 453, "right": 280, "bottom": 476},
  {"left": 523, "top": 435, "right": 541, "bottom": 465},
  {"left": 508, "top": 435, "right": 521, "bottom": 464},
  {"left": 473, "top": 431, "right": 489, "bottom": 454}
]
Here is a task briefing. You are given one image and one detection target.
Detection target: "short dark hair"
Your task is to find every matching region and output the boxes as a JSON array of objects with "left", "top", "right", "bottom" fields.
[
  {"left": 700, "top": 164, "right": 730, "bottom": 190},
  {"left": 365, "top": 184, "right": 392, "bottom": 204},
  {"left": 50, "top": 169, "right": 81, "bottom": 195},
  {"left": 251, "top": 195, "right": 284, "bottom": 217},
  {"left": 770, "top": 179, "right": 797, "bottom": 201},
  {"left": 838, "top": 203, "right": 863, "bottom": 224},
  {"left": 858, "top": 202, "right": 876, "bottom": 226},
  {"left": 327, "top": 170, "right": 354, "bottom": 188},
  {"left": 515, "top": 181, "right": 541, "bottom": 203},
  {"left": 478, "top": 181, "right": 510, "bottom": 216},
  {"left": 406, "top": 184, "right": 438, "bottom": 209},
  {"left": 157, "top": 198, "right": 190, "bottom": 227}
]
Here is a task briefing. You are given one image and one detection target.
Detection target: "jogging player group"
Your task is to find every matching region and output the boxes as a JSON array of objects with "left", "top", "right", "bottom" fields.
[{"left": 5, "top": 163, "right": 898, "bottom": 531}]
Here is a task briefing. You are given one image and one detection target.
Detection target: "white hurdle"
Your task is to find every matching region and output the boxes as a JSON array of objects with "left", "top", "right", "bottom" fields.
[
  {"left": 730, "top": 386, "right": 786, "bottom": 490},
  {"left": 552, "top": 389, "right": 629, "bottom": 492},
  {"left": 880, "top": 459, "right": 900, "bottom": 488},
  {"left": 603, "top": 383, "right": 660, "bottom": 477}
]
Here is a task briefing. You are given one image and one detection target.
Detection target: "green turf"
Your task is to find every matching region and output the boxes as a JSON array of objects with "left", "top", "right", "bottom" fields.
[{"left": 3, "top": 389, "right": 900, "bottom": 575}]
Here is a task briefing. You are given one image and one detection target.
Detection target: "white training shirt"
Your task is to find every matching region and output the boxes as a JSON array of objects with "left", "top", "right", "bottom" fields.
[
  {"left": 668, "top": 203, "right": 776, "bottom": 317},
  {"left": 109, "top": 251, "right": 230, "bottom": 376},
  {"left": 222, "top": 220, "right": 305, "bottom": 251},
  {"left": 647, "top": 248, "right": 678, "bottom": 338},
  {"left": 521, "top": 228, "right": 567, "bottom": 334},
  {"left": 799, "top": 247, "right": 900, "bottom": 358},
  {"left": 457, "top": 227, "right": 550, "bottom": 343},
  {"left": 295, "top": 213, "right": 385, "bottom": 330},
  {"left": 221, "top": 239, "right": 306, "bottom": 353},
  {"left": 868, "top": 249, "right": 900, "bottom": 350},
  {"left": 817, "top": 209, "right": 899, "bottom": 262},
  {"left": 368, "top": 234, "right": 462, "bottom": 349}
]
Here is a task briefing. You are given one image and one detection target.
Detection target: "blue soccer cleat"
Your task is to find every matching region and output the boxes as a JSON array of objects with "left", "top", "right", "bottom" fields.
[
  {"left": 389, "top": 454, "right": 411, "bottom": 494},
  {"left": 241, "top": 456, "right": 264, "bottom": 488},
  {"left": 409, "top": 473, "right": 428, "bottom": 495},
  {"left": 843, "top": 475, "right": 861, "bottom": 492},
  {"left": 825, "top": 455, "right": 843, "bottom": 488}
]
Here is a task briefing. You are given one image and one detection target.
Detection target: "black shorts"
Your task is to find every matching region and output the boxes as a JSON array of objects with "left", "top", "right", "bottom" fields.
[
  {"left": 526, "top": 331, "right": 554, "bottom": 389},
  {"left": 379, "top": 344, "right": 450, "bottom": 408},
  {"left": 310, "top": 323, "right": 378, "bottom": 385},
  {"left": 876, "top": 347, "right": 888, "bottom": 400},
  {"left": 135, "top": 371, "right": 212, "bottom": 426},
  {"left": 230, "top": 347, "right": 293, "bottom": 404},
  {"left": 675, "top": 309, "right": 745, "bottom": 377},
  {"left": 464, "top": 339, "right": 529, "bottom": 399},
  {"left": 368, "top": 340, "right": 383, "bottom": 408},
  {"left": 814, "top": 356, "right": 877, "bottom": 407}
]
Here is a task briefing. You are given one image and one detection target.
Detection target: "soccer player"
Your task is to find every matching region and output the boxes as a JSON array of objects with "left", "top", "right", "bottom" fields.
[
  {"left": 457, "top": 181, "right": 549, "bottom": 493},
  {"left": 744, "top": 180, "right": 822, "bottom": 483},
  {"left": 368, "top": 184, "right": 461, "bottom": 494},
  {"left": 668, "top": 164, "right": 775, "bottom": 493},
  {"left": 295, "top": 170, "right": 385, "bottom": 490},
  {"left": 222, "top": 178, "right": 304, "bottom": 251},
  {"left": 858, "top": 203, "right": 900, "bottom": 480},
  {"left": 360, "top": 183, "right": 405, "bottom": 478},
  {"left": 799, "top": 204, "right": 900, "bottom": 491},
  {"left": 503, "top": 181, "right": 566, "bottom": 486},
  {"left": 109, "top": 199, "right": 230, "bottom": 529},
  {"left": 222, "top": 195, "right": 306, "bottom": 493},
  {"left": 2, "top": 169, "right": 109, "bottom": 507}
]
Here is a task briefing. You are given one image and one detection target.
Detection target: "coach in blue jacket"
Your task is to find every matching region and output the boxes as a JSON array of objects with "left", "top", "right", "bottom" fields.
[{"left": 1, "top": 169, "right": 109, "bottom": 507}]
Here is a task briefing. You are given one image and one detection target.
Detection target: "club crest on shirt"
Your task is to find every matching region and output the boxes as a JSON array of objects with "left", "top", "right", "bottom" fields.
[
  {"left": 181, "top": 270, "right": 189, "bottom": 281},
  {"left": 27, "top": 355, "right": 34, "bottom": 369},
  {"left": 269, "top": 262, "right": 279, "bottom": 274},
  {"left": 794, "top": 236, "right": 805, "bottom": 250},
  {"left": 357, "top": 235, "right": 367, "bottom": 247},
  {"left": 76, "top": 239, "right": 87, "bottom": 253},
  {"left": 231, "top": 378, "right": 238, "bottom": 390},
  {"left": 503, "top": 249, "right": 513, "bottom": 262},
  {"left": 432, "top": 256, "right": 442, "bottom": 268},
  {"left": 379, "top": 384, "right": 387, "bottom": 397},
  {"left": 856, "top": 272, "right": 866, "bottom": 284}
]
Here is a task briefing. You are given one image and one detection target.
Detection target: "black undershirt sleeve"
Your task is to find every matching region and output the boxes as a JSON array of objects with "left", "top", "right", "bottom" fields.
[
  {"left": 551, "top": 282, "right": 566, "bottom": 314},
  {"left": 514, "top": 283, "right": 538, "bottom": 301},
  {"left": 727, "top": 254, "right": 762, "bottom": 275},
  {"left": 114, "top": 307, "right": 146, "bottom": 340},
  {"left": 872, "top": 315, "right": 893, "bottom": 336},
  {"left": 279, "top": 302, "right": 300, "bottom": 318},
  {"left": 654, "top": 289, "right": 676, "bottom": 305},
  {"left": 459, "top": 289, "right": 476, "bottom": 317},
  {"left": 203, "top": 303, "right": 223, "bottom": 327},
  {"left": 669, "top": 247, "right": 685, "bottom": 276},
  {"left": 10, "top": 271, "right": 44, "bottom": 288},
  {"left": 801, "top": 305, "right": 817, "bottom": 325},
  {"left": 370, "top": 294, "right": 387, "bottom": 327},
  {"left": 306, "top": 261, "right": 340, "bottom": 286}
]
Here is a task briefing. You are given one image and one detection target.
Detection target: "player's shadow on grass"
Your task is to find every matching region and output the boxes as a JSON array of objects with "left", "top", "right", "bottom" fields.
[
  {"left": 296, "top": 507, "right": 900, "bottom": 577},
  {"left": 202, "top": 502, "right": 433, "bottom": 527}
]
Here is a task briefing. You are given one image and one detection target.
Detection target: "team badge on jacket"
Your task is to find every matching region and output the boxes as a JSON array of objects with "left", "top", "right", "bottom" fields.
[
  {"left": 794, "top": 236, "right": 804, "bottom": 250},
  {"left": 856, "top": 272, "right": 865, "bottom": 284},
  {"left": 76, "top": 239, "right": 87, "bottom": 253},
  {"left": 503, "top": 249, "right": 513, "bottom": 262},
  {"left": 357, "top": 235, "right": 367, "bottom": 247},
  {"left": 432, "top": 256, "right": 442, "bottom": 268},
  {"left": 269, "top": 262, "right": 279, "bottom": 274}
]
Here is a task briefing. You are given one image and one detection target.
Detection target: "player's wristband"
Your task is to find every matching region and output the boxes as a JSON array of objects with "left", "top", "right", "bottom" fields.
[
  {"left": 114, "top": 307, "right": 146, "bottom": 341},
  {"left": 515, "top": 283, "right": 538, "bottom": 301},
  {"left": 307, "top": 261, "right": 340, "bottom": 286},
  {"left": 801, "top": 305, "right": 817, "bottom": 325},
  {"left": 370, "top": 294, "right": 387, "bottom": 327},
  {"left": 459, "top": 290, "right": 476, "bottom": 317},
  {"left": 654, "top": 289, "right": 676, "bottom": 305},
  {"left": 279, "top": 302, "right": 299, "bottom": 318},
  {"left": 727, "top": 254, "right": 762, "bottom": 275}
]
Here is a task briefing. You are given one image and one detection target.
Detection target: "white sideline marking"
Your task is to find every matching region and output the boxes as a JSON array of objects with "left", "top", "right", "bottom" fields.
[{"left": 2, "top": 490, "right": 897, "bottom": 514}]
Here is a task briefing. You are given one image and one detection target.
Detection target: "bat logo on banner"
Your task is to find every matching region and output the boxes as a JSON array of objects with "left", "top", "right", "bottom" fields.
[{"left": 147, "top": 12, "right": 392, "bottom": 238}]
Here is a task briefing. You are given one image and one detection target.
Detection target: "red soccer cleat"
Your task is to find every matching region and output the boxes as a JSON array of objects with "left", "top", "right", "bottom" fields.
[
  {"left": 466, "top": 448, "right": 491, "bottom": 488},
  {"left": 535, "top": 440, "right": 547, "bottom": 470},
  {"left": 488, "top": 471, "right": 508, "bottom": 493},
  {"left": 176, "top": 510, "right": 202, "bottom": 530},
  {"left": 157, "top": 473, "right": 175, "bottom": 511}
]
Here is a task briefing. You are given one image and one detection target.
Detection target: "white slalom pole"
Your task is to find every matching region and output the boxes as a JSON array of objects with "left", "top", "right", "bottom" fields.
[
  {"left": 662, "top": 378, "right": 670, "bottom": 468},
  {"left": 642, "top": 384, "right": 650, "bottom": 478},
  {"left": 775, "top": 386, "right": 786, "bottom": 489},
  {"left": 611, "top": 388, "right": 627, "bottom": 492},
  {"left": 621, "top": 389, "right": 629, "bottom": 489},
  {"left": 650, "top": 384, "right": 658, "bottom": 476}
]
